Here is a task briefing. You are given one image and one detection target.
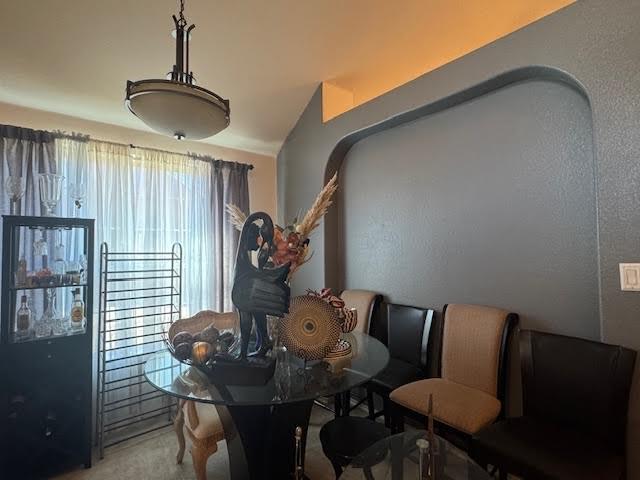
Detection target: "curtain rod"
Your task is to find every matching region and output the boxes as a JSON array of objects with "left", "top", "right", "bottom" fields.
[{"left": 53, "top": 131, "right": 254, "bottom": 170}]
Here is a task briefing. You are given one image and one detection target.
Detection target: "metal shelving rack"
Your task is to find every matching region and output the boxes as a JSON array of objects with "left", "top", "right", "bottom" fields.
[{"left": 96, "top": 243, "right": 182, "bottom": 458}]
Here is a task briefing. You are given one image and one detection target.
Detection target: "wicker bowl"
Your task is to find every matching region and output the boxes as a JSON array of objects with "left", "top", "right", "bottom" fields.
[
  {"left": 164, "top": 310, "right": 239, "bottom": 366},
  {"left": 164, "top": 310, "right": 277, "bottom": 385}
]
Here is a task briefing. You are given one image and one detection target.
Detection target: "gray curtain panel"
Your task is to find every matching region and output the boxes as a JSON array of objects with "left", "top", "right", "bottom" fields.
[
  {"left": 0, "top": 124, "right": 57, "bottom": 318},
  {"left": 0, "top": 124, "right": 57, "bottom": 216},
  {"left": 211, "top": 159, "right": 250, "bottom": 312}
]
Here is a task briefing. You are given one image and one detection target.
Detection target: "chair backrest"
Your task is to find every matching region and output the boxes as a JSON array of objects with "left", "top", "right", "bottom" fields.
[
  {"left": 387, "top": 303, "right": 434, "bottom": 368},
  {"left": 441, "top": 304, "right": 518, "bottom": 401},
  {"left": 339, "top": 290, "right": 383, "bottom": 334},
  {"left": 520, "top": 330, "right": 636, "bottom": 453}
]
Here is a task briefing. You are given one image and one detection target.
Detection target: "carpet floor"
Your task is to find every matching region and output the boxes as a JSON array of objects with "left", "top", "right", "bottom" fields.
[{"left": 54, "top": 406, "right": 338, "bottom": 480}]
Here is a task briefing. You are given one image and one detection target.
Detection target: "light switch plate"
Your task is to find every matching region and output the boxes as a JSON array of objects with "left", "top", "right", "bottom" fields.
[{"left": 619, "top": 263, "right": 640, "bottom": 291}]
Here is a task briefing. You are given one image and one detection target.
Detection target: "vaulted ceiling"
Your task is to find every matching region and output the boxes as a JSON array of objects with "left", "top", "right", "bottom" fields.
[{"left": 0, "top": 0, "right": 573, "bottom": 155}]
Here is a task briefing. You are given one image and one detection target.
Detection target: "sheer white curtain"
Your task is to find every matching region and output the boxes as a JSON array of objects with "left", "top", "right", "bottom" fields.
[{"left": 56, "top": 138, "right": 217, "bottom": 315}]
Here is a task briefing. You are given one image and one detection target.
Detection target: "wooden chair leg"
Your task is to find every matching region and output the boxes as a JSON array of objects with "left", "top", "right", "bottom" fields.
[
  {"left": 174, "top": 403, "right": 186, "bottom": 465},
  {"left": 191, "top": 441, "right": 218, "bottom": 480}
]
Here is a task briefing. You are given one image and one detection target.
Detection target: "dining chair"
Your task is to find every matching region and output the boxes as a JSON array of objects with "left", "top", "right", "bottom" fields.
[
  {"left": 175, "top": 399, "right": 225, "bottom": 480},
  {"left": 471, "top": 330, "right": 637, "bottom": 480},
  {"left": 390, "top": 303, "right": 518, "bottom": 451},
  {"left": 314, "top": 289, "right": 383, "bottom": 417},
  {"left": 366, "top": 303, "right": 434, "bottom": 427}
]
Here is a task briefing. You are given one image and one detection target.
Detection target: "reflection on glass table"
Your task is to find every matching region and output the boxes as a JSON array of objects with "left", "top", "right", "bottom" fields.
[
  {"left": 145, "top": 331, "right": 389, "bottom": 479},
  {"left": 341, "top": 430, "right": 491, "bottom": 480},
  {"left": 144, "top": 331, "right": 390, "bottom": 406}
]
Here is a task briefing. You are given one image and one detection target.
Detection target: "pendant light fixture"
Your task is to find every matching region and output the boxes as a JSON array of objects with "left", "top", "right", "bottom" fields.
[{"left": 125, "top": 0, "right": 230, "bottom": 140}]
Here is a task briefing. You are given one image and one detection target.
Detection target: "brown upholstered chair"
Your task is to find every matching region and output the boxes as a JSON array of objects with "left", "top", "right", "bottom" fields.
[
  {"left": 315, "top": 290, "right": 383, "bottom": 417},
  {"left": 390, "top": 303, "right": 518, "bottom": 451},
  {"left": 171, "top": 311, "right": 235, "bottom": 480},
  {"left": 339, "top": 289, "right": 383, "bottom": 335},
  {"left": 175, "top": 399, "right": 225, "bottom": 480}
]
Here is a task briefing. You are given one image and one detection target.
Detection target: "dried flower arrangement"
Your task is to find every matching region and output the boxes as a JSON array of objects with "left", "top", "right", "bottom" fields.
[{"left": 226, "top": 173, "right": 338, "bottom": 278}]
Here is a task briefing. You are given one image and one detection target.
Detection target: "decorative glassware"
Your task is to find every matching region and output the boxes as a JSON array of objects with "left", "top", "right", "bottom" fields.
[
  {"left": 52, "top": 230, "right": 66, "bottom": 285},
  {"left": 35, "top": 289, "right": 57, "bottom": 338},
  {"left": 67, "top": 259, "right": 81, "bottom": 285},
  {"left": 79, "top": 254, "right": 88, "bottom": 283},
  {"left": 38, "top": 173, "right": 64, "bottom": 216},
  {"left": 15, "top": 255, "right": 27, "bottom": 287},
  {"left": 32, "top": 230, "right": 49, "bottom": 274},
  {"left": 68, "top": 182, "right": 86, "bottom": 217},
  {"left": 15, "top": 294, "right": 32, "bottom": 340},
  {"left": 5, "top": 176, "right": 25, "bottom": 215}
]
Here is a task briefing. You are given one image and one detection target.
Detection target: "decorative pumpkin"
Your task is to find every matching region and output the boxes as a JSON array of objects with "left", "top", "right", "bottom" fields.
[
  {"left": 172, "top": 331, "right": 194, "bottom": 347},
  {"left": 174, "top": 342, "right": 192, "bottom": 361},
  {"left": 191, "top": 341, "right": 213, "bottom": 365},
  {"left": 199, "top": 324, "right": 220, "bottom": 344}
]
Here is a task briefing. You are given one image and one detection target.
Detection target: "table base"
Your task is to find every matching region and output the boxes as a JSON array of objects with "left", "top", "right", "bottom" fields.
[{"left": 215, "top": 399, "right": 314, "bottom": 480}]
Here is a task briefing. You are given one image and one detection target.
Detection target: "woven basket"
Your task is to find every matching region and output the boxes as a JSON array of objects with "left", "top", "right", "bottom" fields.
[
  {"left": 164, "top": 310, "right": 238, "bottom": 364},
  {"left": 167, "top": 310, "right": 237, "bottom": 344}
]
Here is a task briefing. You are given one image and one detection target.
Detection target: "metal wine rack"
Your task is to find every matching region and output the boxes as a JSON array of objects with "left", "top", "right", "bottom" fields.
[{"left": 96, "top": 243, "right": 182, "bottom": 458}]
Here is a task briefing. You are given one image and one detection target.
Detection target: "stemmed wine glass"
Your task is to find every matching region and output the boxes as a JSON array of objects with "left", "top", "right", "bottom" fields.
[
  {"left": 38, "top": 174, "right": 64, "bottom": 217},
  {"left": 5, "top": 176, "right": 25, "bottom": 215},
  {"left": 68, "top": 182, "right": 86, "bottom": 218}
]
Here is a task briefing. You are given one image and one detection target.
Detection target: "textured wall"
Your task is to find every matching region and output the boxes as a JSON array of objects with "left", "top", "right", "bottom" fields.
[
  {"left": 278, "top": 0, "right": 640, "bottom": 473},
  {"left": 341, "top": 80, "right": 597, "bottom": 339}
]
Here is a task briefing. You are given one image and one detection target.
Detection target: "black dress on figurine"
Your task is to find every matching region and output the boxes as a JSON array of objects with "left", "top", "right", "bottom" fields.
[{"left": 231, "top": 212, "right": 290, "bottom": 359}]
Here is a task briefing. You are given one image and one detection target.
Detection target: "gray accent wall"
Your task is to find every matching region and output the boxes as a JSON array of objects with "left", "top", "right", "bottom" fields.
[
  {"left": 341, "top": 79, "right": 598, "bottom": 339},
  {"left": 278, "top": 1, "right": 640, "bottom": 473}
]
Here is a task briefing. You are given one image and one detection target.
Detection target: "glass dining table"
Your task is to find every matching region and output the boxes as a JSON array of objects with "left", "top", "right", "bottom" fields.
[
  {"left": 341, "top": 430, "right": 491, "bottom": 480},
  {"left": 144, "top": 331, "right": 389, "bottom": 480}
]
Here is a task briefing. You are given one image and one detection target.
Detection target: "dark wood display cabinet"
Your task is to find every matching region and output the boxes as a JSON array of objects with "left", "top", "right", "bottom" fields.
[{"left": 0, "top": 215, "right": 94, "bottom": 477}]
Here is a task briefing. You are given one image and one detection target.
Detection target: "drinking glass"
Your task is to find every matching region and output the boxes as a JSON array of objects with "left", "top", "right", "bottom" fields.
[
  {"left": 68, "top": 182, "right": 86, "bottom": 217},
  {"left": 5, "top": 176, "right": 25, "bottom": 215},
  {"left": 38, "top": 174, "right": 64, "bottom": 216}
]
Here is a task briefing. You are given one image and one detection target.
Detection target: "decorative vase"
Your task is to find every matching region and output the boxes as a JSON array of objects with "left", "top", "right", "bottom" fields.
[{"left": 38, "top": 173, "right": 64, "bottom": 216}]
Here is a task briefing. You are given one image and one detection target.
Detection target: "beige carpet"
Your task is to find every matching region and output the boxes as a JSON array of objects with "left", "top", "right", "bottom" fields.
[{"left": 55, "top": 407, "right": 338, "bottom": 480}]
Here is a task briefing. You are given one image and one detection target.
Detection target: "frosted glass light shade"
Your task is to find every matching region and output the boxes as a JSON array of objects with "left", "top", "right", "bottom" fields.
[{"left": 126, "top": 80, "right": 230, "bottom": 140}]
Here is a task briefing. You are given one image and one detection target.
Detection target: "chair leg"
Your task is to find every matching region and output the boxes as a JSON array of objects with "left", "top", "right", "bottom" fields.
[
  {"left": 174, "top": 403, "right": 186, "bottom": 465},
  {"left": 498, "top": 469, "right": 508, "bottom": 480},
  {"left": 330, "top": 458, "right": 343, "bottom": 479},
  {"left": 382, "top": 396, "right": 391, "bottom": 428},
  {"left": 191, "top": 441, "right": 218, "bottom": 480},
  {"left": 333, "top": 394, "right": 342, "bottom": 418},
  {"left": 342, "top": 390, "right": 351, "bottom": 416},
  {"left": 390, "top": 403, "right": 404, "bottom": 434},
  {"left": 367, "top": 388, "right": 375, "bottom": 419}
]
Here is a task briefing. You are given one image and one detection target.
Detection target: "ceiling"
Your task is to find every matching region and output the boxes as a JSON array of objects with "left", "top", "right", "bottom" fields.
[{"left": 0, "top": 0, "right": 573, "bottom": 156}]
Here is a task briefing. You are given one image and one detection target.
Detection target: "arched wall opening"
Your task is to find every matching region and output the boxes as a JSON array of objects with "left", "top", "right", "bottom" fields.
[{"left": 324, "top": 67, "right": 599, "bottom": 340}]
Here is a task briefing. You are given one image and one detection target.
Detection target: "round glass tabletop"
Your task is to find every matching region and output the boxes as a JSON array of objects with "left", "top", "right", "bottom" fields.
[
  {"left": 341, "top": 430, "right": 491, "bottom": 480},
  {"left": 144, "top": 331, "right": 389, "bottom": 407}
]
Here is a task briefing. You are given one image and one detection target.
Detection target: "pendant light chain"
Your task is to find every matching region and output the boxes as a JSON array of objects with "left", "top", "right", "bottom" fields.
[{"left": 178, "top": 0, "right": 187, "bottom": 27}]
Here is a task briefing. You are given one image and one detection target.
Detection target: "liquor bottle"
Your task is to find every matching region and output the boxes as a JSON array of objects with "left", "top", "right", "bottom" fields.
[
  {"left": 15, "top": 294, "right": 32, "bottom": 340},
  {"left": 70, "top": 288, "right": 86, "bottom": 331}
]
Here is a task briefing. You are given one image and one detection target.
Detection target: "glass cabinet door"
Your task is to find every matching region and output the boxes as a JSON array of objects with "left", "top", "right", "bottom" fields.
[{"left": 7, "top": 222, "right": 89, "bottom": 343}]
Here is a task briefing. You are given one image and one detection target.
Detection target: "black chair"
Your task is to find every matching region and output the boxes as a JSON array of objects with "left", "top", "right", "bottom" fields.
[
  {"left": 319, "top": 416, "right": 390, "bottom": 479},
  {"left": 366, "top": 303, "right": 434, "bottom": 427},
  {"left": 471, "top": 330, "right": 637, "bottom": 480}
]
